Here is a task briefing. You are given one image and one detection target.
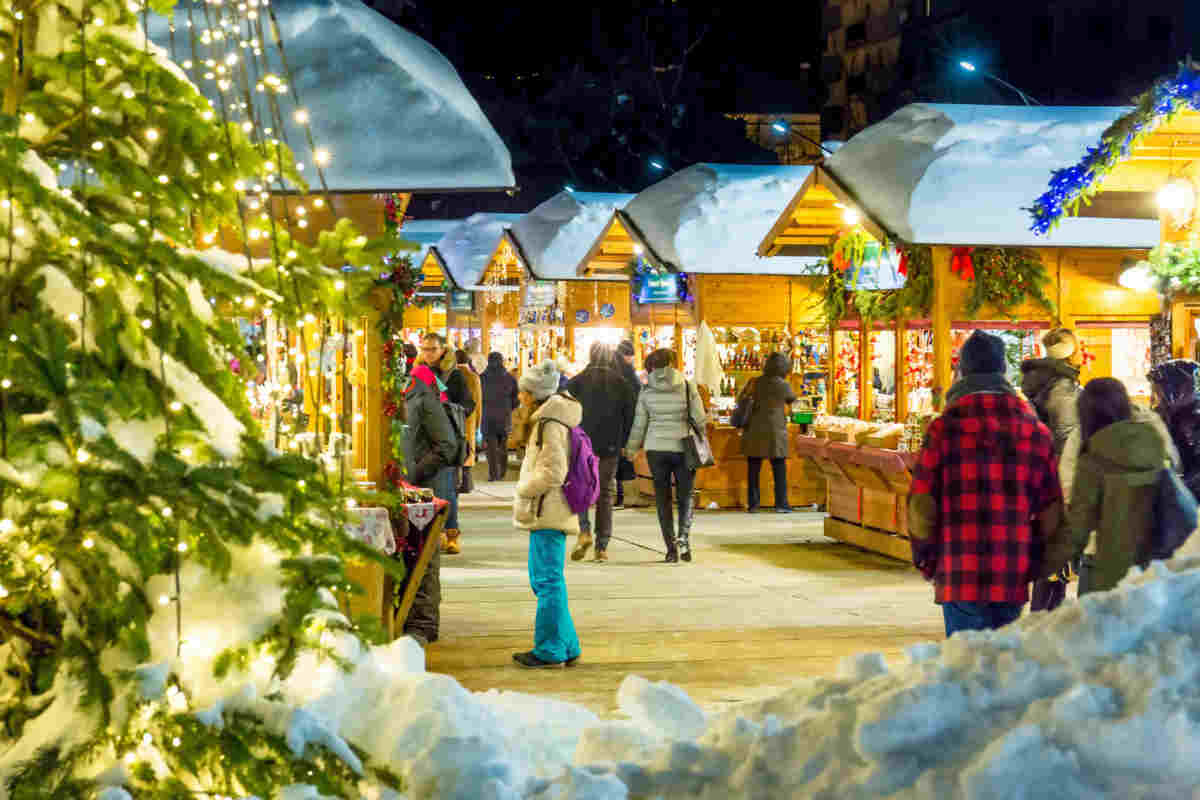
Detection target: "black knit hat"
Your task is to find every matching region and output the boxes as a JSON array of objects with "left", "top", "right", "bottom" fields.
[{"left": 959, "top": 330, "right": 1006, "bottom": 376}]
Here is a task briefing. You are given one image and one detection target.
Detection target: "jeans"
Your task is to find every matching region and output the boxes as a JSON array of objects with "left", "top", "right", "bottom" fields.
[
  {"left": 427, "top": 466, "right": 459, "bottom": 531},
  {"left": 485, "top": 431, "right": 508, "bottom": 481},
  {"left": 528, "top": 529, "right": 581, "bottom": 663},
  {"left": 578, "top": 455, "right": 619, "bottom": 551},
  {"left": 747, "top": 456, "right": 788, "bottom": 510},
  {"left": 942, "top": 601, "right": 1022, "bottom": 637},
  {"left": 646, "top": 451, "right": 696, "bottom": 552}
]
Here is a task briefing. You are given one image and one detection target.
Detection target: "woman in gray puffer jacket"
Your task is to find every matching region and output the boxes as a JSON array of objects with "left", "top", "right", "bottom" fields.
[{"left": 624, "top": 349, "right": 707, "bottom": 563}]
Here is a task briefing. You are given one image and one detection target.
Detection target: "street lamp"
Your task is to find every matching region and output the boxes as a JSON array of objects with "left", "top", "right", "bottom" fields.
[
  {"left": 649, "top": 159, "right": 666, "bottom": 171},
  {"left": 956, "top": 59, "right": 1040, "bottom": 106},
  {"left": 770, "top": 119, "right": 836, "bottom": 163},
  {"left": 564, "top": 184, "right": 576, "bottom": 193}
]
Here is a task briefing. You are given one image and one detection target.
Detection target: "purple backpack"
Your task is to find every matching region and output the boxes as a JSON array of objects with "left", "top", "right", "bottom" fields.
[{"left": 537, "top": 417, "right": 600, "bottom": 514}]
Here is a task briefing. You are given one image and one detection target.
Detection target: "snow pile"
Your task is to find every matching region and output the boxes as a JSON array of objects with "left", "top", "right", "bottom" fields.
[
  {"left": 436, "top": 213, "right": 524, "bottom": 289},
  {"left": 825, "top": 103, "right": 1161, "bottom": 248},
  {"left": 134, "top": 537, "right": 1200, "bottom": 798},
  {"left": 509, "top": 192, "right": 633, "bottom": 280},
  {"left": 622, "top": 164, "right": 824, "bottom": 275},
  {"left": 146, "top": 0, "right": 514, "bottom": 191}
]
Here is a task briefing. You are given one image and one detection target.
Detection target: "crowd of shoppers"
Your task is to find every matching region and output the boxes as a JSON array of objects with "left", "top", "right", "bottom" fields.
[{"left": 908, "top": 327, "right": 1199, "bottom": 638}]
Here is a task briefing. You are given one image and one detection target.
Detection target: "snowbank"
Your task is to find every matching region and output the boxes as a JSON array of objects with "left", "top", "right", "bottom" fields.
[
  {"left": 436, "top": 213, "right": 524, "bottom": 289},
  {"left": 137, "top": 537, "right": 1200, "bottom": 798},
  {"left": 509, "top": 192, "right": 633, "bottom": 280},
  {"left": 622, "top": 164, "right": 824, "bottom": 275},
  {"left": 825, "top": 104, "right": 1161, "bottom": 248},
  {"left": 146, "top": 0, "right": 514, "bottom": 191}
]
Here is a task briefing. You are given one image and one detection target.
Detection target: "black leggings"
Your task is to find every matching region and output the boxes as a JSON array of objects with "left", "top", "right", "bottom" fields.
[
  {"left": 747, "top": 457, "right": 788, "bottom": 509},
  {"left": 485, "top": 431, "right": 508, "bottom": 480},
  {"left": 646, "top": 451, "right": 696, "bottom": 550}
]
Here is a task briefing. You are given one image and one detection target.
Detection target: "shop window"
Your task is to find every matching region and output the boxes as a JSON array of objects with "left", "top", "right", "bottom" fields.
[
  {"left": 833, "top": 329, "right": 861, "bottom": 418},
  {"left": 951, "top": 327, "right": 1043, "bottom": 387},
  {"left": 870, "top": 329, "right": 896, "bottom": 422},
  {"left": 904, "top": 328, "right": 934, "bottom": 415}
]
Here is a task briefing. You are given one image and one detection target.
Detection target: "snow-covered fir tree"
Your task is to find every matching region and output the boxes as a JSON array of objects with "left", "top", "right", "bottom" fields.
[{"left": 0, "top": 0, "right": 404, "bottom": 795}]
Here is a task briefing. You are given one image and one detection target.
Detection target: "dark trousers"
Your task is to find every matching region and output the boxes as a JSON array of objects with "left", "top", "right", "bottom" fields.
[
  {"left": 646, "top": 451, "right": 696, "bottom": 552},
  {"left": 403, "top": 543, "right": 440, "bottom": 642},
  {"left": 942, "top": 601, "right": 1022, "bottom": 637},
  {"left": 747, "top": 456, "right": 788, "bottom": 510},
  {"left": 578, "top": 455, "right": 619, "bottom": 551},
  {"left": 485, "top": 431, "right": 508, "bottom": 481}
]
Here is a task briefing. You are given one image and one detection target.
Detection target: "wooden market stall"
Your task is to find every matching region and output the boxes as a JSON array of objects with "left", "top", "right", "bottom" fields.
[
  {"left": 759, "top": 104, "right": 1164, "bottom": 558},
  {"left": 508, "top": 191, "right": 636, "bottom": 371},
  {"left": 579, "top": 164, "right": 832, "bottom": 509}
]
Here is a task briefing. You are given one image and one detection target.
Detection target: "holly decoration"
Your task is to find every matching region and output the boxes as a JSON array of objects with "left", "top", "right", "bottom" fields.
[
  {"left": 950, "top": 247, "right": 976, "bottom": 281},
  {"left": 384, "top": 192, "right": 406, "bottom": 236}
]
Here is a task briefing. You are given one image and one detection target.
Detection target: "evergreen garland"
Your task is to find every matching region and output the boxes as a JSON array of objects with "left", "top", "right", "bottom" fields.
[{"left": 966, "top": 247, "right": 1056, "bottom": 318}]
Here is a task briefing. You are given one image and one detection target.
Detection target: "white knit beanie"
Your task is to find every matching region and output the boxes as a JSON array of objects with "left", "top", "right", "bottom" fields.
[
  {"left": 519, "top": 360, "right": 560, "bottom": 401},
  {"left": 1045, "top": 329, "right": 1077, "bottom": 360}
]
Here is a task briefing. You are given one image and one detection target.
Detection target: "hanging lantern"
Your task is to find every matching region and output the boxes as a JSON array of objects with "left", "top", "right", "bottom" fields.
[{"left": 1157, "top": 177, "right": 1196, "bottom": 231}]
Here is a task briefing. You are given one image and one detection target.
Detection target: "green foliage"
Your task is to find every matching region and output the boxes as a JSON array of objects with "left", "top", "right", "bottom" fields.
[
  {"left": 966, "top": 248, "right": 1056, "bottom": 318},
  {"left": 819, "top": 238, "right": 934, "bottom": 326},
  {"left": 0, "top": 0, "right": 407, "bottom": 794},
  {"left": 1145, "top": 237, "right": 1200, "bottom": 294}
]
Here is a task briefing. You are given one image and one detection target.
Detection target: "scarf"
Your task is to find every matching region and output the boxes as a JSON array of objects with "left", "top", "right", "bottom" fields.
[
  {"left": 945, "top": 373, "right": 1015, "bottom": 408},
  {"left": 407, "top": 364, "right": 448, "bottom": 403}
]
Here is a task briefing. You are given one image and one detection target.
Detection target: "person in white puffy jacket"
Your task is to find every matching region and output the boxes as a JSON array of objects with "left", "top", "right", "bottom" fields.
[{"left": 511, "top": 360, "right": 583, "bottom": 669}]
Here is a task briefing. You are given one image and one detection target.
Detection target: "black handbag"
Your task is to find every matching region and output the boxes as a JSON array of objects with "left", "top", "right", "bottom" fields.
[
  {"left": 681, "top": 379, "right": 715, "bottom": 470},
  {"left": 616, "top": 456, "right": 636, "bottom": 482}
]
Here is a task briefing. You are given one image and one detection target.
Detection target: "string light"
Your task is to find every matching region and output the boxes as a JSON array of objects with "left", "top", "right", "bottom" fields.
[
  {"left": 145, "top": 128, "right": 160, "bottom": 142},
  {"left": 177, "top": 542, "right": 189, "bottom": 553},
  {"left": 49, "top": 501, "right": 68, "bottom": 512},
  {"left": 0, "top": 520, "right": 13, "bottom": 534},
  {"left": 76, "top": 449, "right": 91, "bottom": 464},
  {"left": 169, "top": 401, "right": 183, "bottom": 413},
  {"left": 161, "top": 507, "right": 173, "bottom": 518},
  {"left": 314, "top": 148, "right": 331, "bottom": 166},
  {"left": 83, "top": 538, "right": 94, "bottom": 549},
  {"left": 0, "top": 379, "right": 10, "bottom": 389}
]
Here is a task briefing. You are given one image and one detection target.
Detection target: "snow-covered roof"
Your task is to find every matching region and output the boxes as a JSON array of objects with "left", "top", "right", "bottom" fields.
[
  {"left": 398, "top": 219, "right": 462, "bottom": 268},
  {"left": 510, "top": 192, "right": 634, "bottom": 280},
  {"left": 147, "top": 0, "right": 514, "bottom": 192},
  {"left": 437, "top": 213, "right": 524, "bottom": 289},
  {"left": 622, "top": 164, "right": 825, "bottom": 275},
  {"left": 825, "top": 103, "right": 1160, "bottom": 248}
]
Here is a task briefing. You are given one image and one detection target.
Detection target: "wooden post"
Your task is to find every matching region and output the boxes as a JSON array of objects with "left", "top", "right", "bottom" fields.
[
  {"left": 930, "top": 247, "right": 953, "bottom": 411},
  {"left": 894, "top": 318, "right": 908, "bottom": 422},
  {"left": 859, "top": 325, "right": 873, "bottom": 421},
  {"left": 827, "top": 323, "right": 838, "bottom": 414},
  {"left": 365, "top": 324, "right": 386, "bottom": 486}
]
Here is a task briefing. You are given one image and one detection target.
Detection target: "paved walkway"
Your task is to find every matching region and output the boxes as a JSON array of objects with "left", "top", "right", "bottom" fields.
[{"left": 425, "top": 504, "right": 944, "bottom": 716}]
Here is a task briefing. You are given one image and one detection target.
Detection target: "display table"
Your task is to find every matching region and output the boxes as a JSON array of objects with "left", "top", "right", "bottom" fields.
[
  {"left": 342, "top": 497, "right": 448, "bottom": 640},
  {"left": 632, "top": 424, "right": 825, "bottom": 509},
  {"left": 793, "top": 432, "right": 916, "bottom": 560}
]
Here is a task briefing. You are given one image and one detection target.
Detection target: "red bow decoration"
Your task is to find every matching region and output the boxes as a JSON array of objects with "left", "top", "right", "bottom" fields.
[
  {"left": 896, "top": 247, "right": 909, "bottom": 277},
  {"left": 832, "top": 251, "right": 850, "bottom": 273},
  {"left": 950, "top": 247, "right": 975, "bottom": 281}
]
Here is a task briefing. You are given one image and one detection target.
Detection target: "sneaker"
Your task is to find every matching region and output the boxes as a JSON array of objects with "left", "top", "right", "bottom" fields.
[
  {"left": 681, "top": 550, "right": 692, "bottom": 562},
  {"left": 664, "top": 550, "right": 679, "bottom": 564},
  {"left": 513, "top": 651, "right": 565, "bottom": 669},
  {"left": 775, "top": 507, "right": 793, "bottom": 514},
  {"left": 593, "top": 550, "right": 608, "bottom": 563},
  {"left": 571, "top": 531, "right": 593, "bottom": 561},
  {"left": 747, "top": 507, "right": 760, "bottom": 514}
]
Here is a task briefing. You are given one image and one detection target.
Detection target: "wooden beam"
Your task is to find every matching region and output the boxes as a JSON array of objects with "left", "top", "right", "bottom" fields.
[
  {"left": 895, "top": 319, "right": 907, "bottom": 422},
  {"left": 757, "top": 169, "right": 820, "bottom": 257},
  {"left": 815, "top": 166, "right": 892, "bottom": 244},
  {"left": 930, "top": 247, "right": 953, "bottom": 411}
]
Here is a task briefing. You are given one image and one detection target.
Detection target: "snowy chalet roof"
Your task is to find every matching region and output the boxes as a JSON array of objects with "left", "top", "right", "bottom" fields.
[
  {"left": 508, "top": 192, "right": 634, "bottom": 280},
  {"left": 397, "top": 219, "right": 462, "bottom": 286},
  {"left": 621, "top": 164, "right": 824, "bottom": 275},
  {"left": 437, "top": 213, "right": 525, "bottom": 289},
  {"left": 148, "top": 0, "right": 514, "bottom": 192},
  {"left": 824, "top": 103, "right": 1159, "bottom": 248}
]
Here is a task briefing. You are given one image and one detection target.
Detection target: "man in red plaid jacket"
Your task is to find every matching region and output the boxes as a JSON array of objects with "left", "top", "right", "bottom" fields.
[{"left": 908, "top": 330, "right": 1069, "bottom": 637}]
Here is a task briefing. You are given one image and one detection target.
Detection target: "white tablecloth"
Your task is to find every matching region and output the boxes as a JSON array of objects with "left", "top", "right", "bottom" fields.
[{"left": 344, "top": 507, "right": 396, "bottom": 555}]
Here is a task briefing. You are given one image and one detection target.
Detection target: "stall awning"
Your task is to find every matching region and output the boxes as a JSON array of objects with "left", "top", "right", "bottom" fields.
[
  {"left": 398, "top": 219, "right": 463, "bottom": 289},
  {"left": 758, "top": 167, "right": 889, "bottom": 256},
  {"left": 580, "top": 212, "right": 660, "bottom": 277}
]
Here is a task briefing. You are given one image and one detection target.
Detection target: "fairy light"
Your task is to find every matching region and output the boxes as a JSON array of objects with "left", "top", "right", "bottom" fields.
[
  {"left": 314, "top": 148, "right": 331, "bottom": 166},
  {"left": 334, "top": 280, "right": 345, "bottom": 290},
  {"left": 161, "top": 507, "right": 173, "bottom": 518},
  {"left": 49, "top": 501, "right": 69, "bottom": 512},
  {"left": 0, "top": 520, "right": 13, "bottom": 534},
  {"left": 177, "top": 541, "right": 188, "bottom": 553},
  {"left": 93, "top": 277, "right": 106, "bottom": 288},
  {"left": 22, "top": 113, "right": 34, "bottom": 124},
  {"left": 76, "top": 449, "right": 91, "bottom": 464},
  {"left": 294, "top": 108, "right": 309, "bottom": 124},
  {"left": 82, "top": 538, "right": 94, "bottom": 549},
  {"left": 145, "top": 128, "right": 160, "bottom": 142},
  {"left": 158, "top": 594, "right": 170, "bottom": 606},
  {"left": 0, "top": 379, "right": 10, "bottom": 389},
  {"left": 169, "top": 401, "right": 183, "bottom": 413},
  {"left": 91, "top": 141, "right": 104, "bottom": 151}
]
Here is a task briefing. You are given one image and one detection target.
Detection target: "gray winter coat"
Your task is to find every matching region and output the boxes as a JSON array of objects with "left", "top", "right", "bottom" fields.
[
  {"left": 740, "top": 353, "right": 797, "bottom": 459},
  {"left": 1020, "top": 358, "right": 1080, "bottom": 456},
  {"left": 405, "top": 375, "right": 457, "bottom": 484},
  {"left": 626, "top": 367, "right": 707, "bottom": 454}
]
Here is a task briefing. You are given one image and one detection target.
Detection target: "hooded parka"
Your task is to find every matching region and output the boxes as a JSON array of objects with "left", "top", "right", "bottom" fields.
[{"left": 513, "top": 393, "right": 583, "bottom": 534}]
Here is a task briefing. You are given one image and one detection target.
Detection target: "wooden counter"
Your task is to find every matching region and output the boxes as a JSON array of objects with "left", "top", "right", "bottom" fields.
[
  {"left": 793, "top": 433, "right": 916, "bottom": 560},
  {"left": 634, "top": 425, "right": 826, "bottom": 509}
]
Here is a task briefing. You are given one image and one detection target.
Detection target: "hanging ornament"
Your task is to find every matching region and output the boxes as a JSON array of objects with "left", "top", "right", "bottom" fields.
[
  {"left": 599, "top": 303, "right": 615, "bottom": 319},
  {"left": 896, "top": 247, "right": 909, "bottom": 277},
  {"left": 575, "top": 310, "right": 590, "bottom": 324}
]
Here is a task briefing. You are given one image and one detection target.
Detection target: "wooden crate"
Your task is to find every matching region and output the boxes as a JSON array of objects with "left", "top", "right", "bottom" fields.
[
  {"left": 827, "top": 475, "right": 861, "bottom": 523},
  {"left": 862, "top": 488, "right": 900, "bottom": 533},
  {"left": 824, "top": 517, "right": 913, "bottom": 561}
]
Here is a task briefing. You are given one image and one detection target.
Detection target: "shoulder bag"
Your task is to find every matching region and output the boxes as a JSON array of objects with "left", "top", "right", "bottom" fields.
[{"left": 681, "top": 379, "right": 715, "bottom": 470}]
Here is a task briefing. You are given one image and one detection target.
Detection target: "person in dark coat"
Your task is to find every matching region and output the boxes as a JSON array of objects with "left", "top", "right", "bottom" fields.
[
  {"left": 566, "top": 342, "right": 636, "bottom": 562},
  {"left": 1149, "top": 359, "right": 1200, "bottom": 497},
  {"left": 419, "top": 333, "right": 473, "bottom": 552},
  {"left": 1020, "top": 327, "right": 1081, "bottom": 612},
  {"left": 740, "top": 352, "right": 798, "bottom": 513},
  {"left": 402, "top": 363, "right": 458, "bottom": 647},
  {"left": 614, "top": 340, "right": 641, "bottom": 508},
  {"left": 481, "top": 352, "right": 519, "bottom": 481}
]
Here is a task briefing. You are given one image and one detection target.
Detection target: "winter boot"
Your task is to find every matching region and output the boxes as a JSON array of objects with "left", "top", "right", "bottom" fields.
[
  {"left": 442, "top": 529, "right": 461, "bottom": 555},
  {"left": 593, "top": 549, "right": 608, "bottom": 563},
  {"left": 513, "top": 651, "right": 566, "bottom": 669},
  {"left": 458, "top": 468, "right": 474, "bottom": 495},
  {"left": 678, "top": 510, "right": 693, "bottom": 563},
  {"left": 571, "top": 531, "right": 593, "bottom": 561}
]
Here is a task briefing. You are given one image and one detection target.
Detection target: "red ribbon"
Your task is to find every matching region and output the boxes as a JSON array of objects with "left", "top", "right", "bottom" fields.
[
  {"left": 896, "top": 247, "right": 909, "bottom": 277},
  {"left": 950, "top": 247, "right": 975, "bottom": 281}
]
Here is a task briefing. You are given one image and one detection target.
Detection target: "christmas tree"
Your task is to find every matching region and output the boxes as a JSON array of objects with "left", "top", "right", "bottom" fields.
[{"left": 0, "top": 0, "right": 404, "bottom": 795}]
